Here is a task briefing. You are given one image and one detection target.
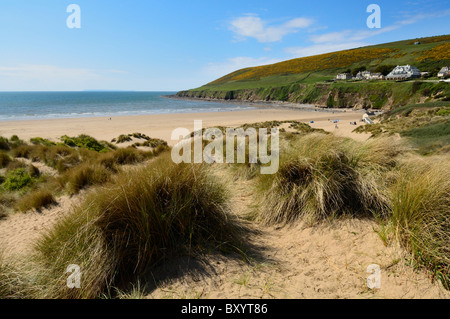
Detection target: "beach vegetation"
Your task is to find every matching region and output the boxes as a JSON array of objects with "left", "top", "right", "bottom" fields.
[
  {"left": 15, "top": 189, "right": 56, "bottom": 213},
  {"left": 32, "top": 155, "right": 241, "bottom": 298},
  {"left": 0, "top": 152, "right": 11, "bottom": 168},
  {"left": 254, "top": 134, "right": 394, "bottom": 225},
  {"left": 132, "top": 138, "right": 168, "bottom": 148},
  {"left": 61, "top": 135, "right": 113, "bottom": 153},
  {"left": 0, "top": 251, "right": 30, "bottom": 299},
  {"left": 30, "top": 137, "right": 56, "bottom": 147},
  {"left": 354, "top": 101, "right": 450, "bottom": 155},
  {"left": 61, "top": 163, "right": 110, "bottom": 195},
  {"left": 0, "top": 137, "right": 10, "bottom": 151},
  {"left": 1, "top": 168, "right": 33, "bottom": 191},
  {"left": 114, "top": 134, "right": 132, "bottom": 144},
  {"left": 389, "top": 157, "right": 450, "bottom": 289},
  {"left": 11, "top": 145, "right": 34, "bottom": 159}
]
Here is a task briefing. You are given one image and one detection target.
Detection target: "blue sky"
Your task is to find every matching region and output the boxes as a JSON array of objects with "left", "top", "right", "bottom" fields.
[{"left": 0, "top": 0, "right": 449, "bottom": 91}]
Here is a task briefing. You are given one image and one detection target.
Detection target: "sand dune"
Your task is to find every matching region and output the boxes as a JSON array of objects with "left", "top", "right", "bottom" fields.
[
  {"left": 0, "top": 108, "right": 370, "bottom": 145},
  {"left": 145, "top": 168, "right": 449, "bottom": 299},
  {"left": 2, "top": 109, "right": 445, "bottom": 299}
]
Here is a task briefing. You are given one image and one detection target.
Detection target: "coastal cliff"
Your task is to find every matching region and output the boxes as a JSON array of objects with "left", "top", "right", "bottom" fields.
[{"left": 177, "top": 81, "right": 450, "bottom": 110}]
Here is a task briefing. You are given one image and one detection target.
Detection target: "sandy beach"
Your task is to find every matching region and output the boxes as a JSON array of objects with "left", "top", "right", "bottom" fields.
[
  {"left": 0, "top": 108, "right": 370, "bottom": 145},
  {"left": 1, "top": 107, "right": 449, "bottom": 299}
]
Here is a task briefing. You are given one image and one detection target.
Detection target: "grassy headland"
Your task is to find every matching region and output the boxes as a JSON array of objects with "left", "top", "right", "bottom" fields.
[{"left": 177, "top": 35, "right": 450, "bottom": 109}]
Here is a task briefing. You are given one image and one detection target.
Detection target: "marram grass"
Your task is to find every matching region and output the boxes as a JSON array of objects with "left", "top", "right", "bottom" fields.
[
  {"left": 32, "top": 154, "right": 241, "bottom": 298},
  {"left": 254, "top": 133, "right": 401, "bottom": 225},
  {"left": 390, "top": 156, "right": 450, "bottom": 289}
]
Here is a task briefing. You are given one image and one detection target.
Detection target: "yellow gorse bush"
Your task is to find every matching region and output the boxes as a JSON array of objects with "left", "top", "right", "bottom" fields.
[{"left": 417, "top": 42, "right": 450, "bottom": 62}]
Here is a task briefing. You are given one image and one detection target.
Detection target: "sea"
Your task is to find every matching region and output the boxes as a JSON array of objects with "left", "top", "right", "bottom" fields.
[{"left": 0, "top": 91, "right": 256, "bottom": 121}]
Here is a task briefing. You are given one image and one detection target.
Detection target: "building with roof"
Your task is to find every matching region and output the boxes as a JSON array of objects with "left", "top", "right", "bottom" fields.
[
  {"left": 355, "top": 71, "right": 372, "bottom": 80},
  {"left": 336, "top": 73, "right": 352, "bottom": 80},
  {"left": 438, "top": 67, "right": 450, "bottom": 78},
  {"left": 386, "top": 65, "right": 421, "bottom": 80},
  {"left": 369, "top": 73, "right": 385, "bottom": 80}
]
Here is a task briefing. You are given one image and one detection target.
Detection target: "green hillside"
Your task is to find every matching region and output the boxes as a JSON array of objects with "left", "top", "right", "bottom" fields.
[{"left": 177, "top": 35, "right": 450, "bottom": 109}]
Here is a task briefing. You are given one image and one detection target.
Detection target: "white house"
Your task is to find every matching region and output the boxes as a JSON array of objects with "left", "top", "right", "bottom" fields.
[
  {"left": 355, "top": 71, "right": 372, "bottom": 80},
  {"left": 386, "top": 65, "right": 421, "bottom": 80},
  {"left": 336, "top": 73, "right": 352, "bottom": 80},
  {"left": 438, "top": 67, "right": 450, "bottom": 78},
  {"left": 369, "top": 73, "right": 385, "bottom": 80}
]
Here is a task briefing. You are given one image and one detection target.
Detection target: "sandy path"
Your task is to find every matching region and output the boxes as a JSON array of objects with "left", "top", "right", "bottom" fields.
[
  {"left": 0, "top": 195, "right": 81, "bottom": 258},
  {"left": 0, "top": 165, "right": 448, "bottom": 298},
  {"left": 146, "top": 168, "right": 449, "bottom": 299}
]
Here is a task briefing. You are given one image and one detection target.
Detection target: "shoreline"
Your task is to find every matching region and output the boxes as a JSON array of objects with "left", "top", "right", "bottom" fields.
[
  {"left": 165, "top": 94, "right": 384, "bottom": 115},
  {"left": 0, "top": 108, "right": 371, "bottom": 146},
  {"left": 0, "top": 95, "right": 378, "bottom": 124}
]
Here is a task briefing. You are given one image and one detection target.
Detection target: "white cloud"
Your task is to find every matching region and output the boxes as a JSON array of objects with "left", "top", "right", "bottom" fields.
[
  {"left": 230, "top": 14, "right": 314, "bottom": 43},
  {"left": 204, "top": 57, "right": 282, "bottom": 79},
  {"left": 287, "top": 9, "right": 450, "bottom": 59},
  {"left": 310, "top": 9, "right": 450, "bottom": 45}
]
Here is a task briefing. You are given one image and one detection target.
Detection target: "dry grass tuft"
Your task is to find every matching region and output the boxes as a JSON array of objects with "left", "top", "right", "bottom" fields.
[{"left": 32, "top": 154, "right": 240, "bottom": 298}]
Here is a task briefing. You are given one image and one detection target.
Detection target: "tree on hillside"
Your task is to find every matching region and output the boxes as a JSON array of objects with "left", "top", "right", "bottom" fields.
[
  {"left": 429, "top": 67, "right": 442, "bottom": 78},
  {"left": 352, "top": 66, "right": 366, "bottom": 76},
  {"left": 373, "top": 65, "right": 395, "bottom": 76}
]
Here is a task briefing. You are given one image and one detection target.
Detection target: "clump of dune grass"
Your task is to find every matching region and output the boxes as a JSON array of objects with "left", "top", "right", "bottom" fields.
[
  {"left": 104, "top": 147, "right": 147, "bottom": 165},
  {"left": 4, "top": 159, "right": 27, "bottom": 172},
  {"left": 30, "top": 137, "right": 56, "bottom": 147},
  {"left": 0, "top": 137, "right": 10, "bottom": 151},
  {"left": 0, "top": 251, "right": 30, "bottom": 299},
  {"left": 28, "top": 164, "right": 40, "bottom": 178},
  {"left": 133, "top": 138, "right": 168, "bottom": 149},
  {"left": 0, "top": 252, "right": 18, "bottom": 298},
  {"left": 0, "top": 193, "right": 15, "bottom": 219},
  {"left": 389, "top": 156, "right": 450, "bottom": 289},
  {"left": 62, "top": 163, "right": 110, "bottom": 195},
  {"left": 61, "top": 135, "right": 113, "bottom": 153},
  {"left": 33, "top": 155, "right": 240, "bottom": 298},
  {"left": 15, "top": 189, "right": 56, "bottom": 213},
  {"left": 113, "top": 134, "right": 132, "bottom": 144},
  {"left": 11, "top": 145, "right": 34, "bottom": 159},
  {"left": 0, "top": 152, "right": 11, "bottom": 168},
  {"left": 255, "top": 133, "right": 396, "bottom": 225},
  {"left": 19, "top": 143, "right": 80, "bottom": 172}
]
